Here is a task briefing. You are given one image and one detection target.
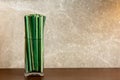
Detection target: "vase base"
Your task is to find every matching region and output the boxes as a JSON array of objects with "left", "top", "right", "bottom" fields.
[{"left": 25, "top": 72, "right": 44, "bottom": 77}]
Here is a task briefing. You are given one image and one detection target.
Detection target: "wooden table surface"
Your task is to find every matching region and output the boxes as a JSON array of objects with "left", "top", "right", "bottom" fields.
[{"left": 0, "top": 68, "right": 120, "bottom": 80}]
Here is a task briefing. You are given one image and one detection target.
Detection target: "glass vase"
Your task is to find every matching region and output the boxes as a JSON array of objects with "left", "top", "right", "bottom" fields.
[{"left": 24, "top": 14, "right": 46, "bottom": 76}]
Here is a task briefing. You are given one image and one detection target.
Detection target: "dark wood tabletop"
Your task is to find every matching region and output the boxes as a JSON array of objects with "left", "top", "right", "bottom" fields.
[{"left": 0, "top": 68, "right": 120, "bottom": 80}]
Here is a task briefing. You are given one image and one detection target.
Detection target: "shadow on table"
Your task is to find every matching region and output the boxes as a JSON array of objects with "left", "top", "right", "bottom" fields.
[{"left": 25, "top": 76, "right": 44, "bottom": 80}]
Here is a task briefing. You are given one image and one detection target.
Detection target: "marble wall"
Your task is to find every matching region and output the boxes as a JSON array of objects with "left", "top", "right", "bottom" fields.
[{"left": 0, "top": 0, "right": 120, "bottom": 68}]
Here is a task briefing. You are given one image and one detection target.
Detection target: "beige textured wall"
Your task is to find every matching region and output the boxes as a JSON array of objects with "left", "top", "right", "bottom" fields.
[{"left": 0, "top": 0, "right": 120, "bottom": 68}]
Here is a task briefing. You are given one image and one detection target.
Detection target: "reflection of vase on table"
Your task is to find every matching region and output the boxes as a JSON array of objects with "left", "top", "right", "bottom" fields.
[{"left": 24, "top": 14, "right": 46, "bottom": 76}]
